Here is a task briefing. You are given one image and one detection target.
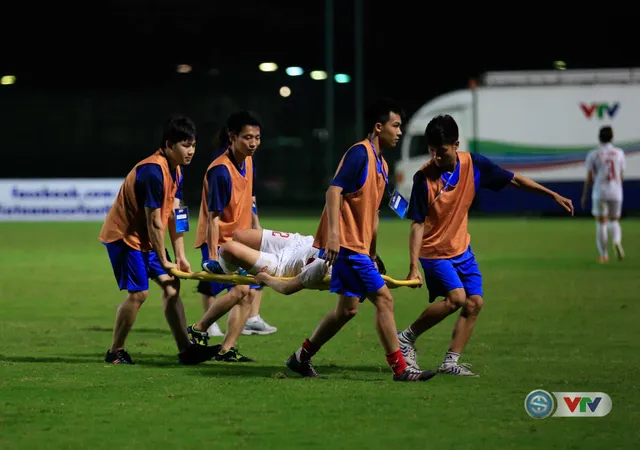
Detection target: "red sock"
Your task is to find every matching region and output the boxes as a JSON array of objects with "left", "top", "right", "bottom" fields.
[
  {"left": 386, "top": 350, "right": 407, "bottom": 376},
  {"left": 297, "top": 338, "right": 319, "bottom": 362}
]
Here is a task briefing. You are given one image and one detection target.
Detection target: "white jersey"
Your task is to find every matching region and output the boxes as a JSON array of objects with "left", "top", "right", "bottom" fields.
[
  {"left": 258, "top": 229, "right": 317, "bottom": 277},
  {"left": 276, "top": 235, "right": 318, "bottom": 277},
  {"left": 585, "top": 144, "right": 626, "bottom": 201},
  {"left": 299, "top": 258, "right": 330, "bottom": 290}
]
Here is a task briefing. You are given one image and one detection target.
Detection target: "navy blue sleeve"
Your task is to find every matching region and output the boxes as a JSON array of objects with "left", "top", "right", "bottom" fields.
[
  {"left": 331, "top": 145, "right": 368, "bottom": 194},
  {"left": 207, "top": 165, "right": 232, "bottom": 213},
  {"left": 136, "top": 163, "right": 164, "bottom": 209},
  {"left": 406, "top": 171, "right": 429, "bottom": 222},
  {"left": 471, "top": 153, "right": 515, "bottom": 192},
  {"left": 175, "top": 170, "right": 184, "bottom": 200}
]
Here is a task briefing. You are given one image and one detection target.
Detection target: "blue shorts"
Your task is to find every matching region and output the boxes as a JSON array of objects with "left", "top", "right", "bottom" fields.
[
  {"left": 196, "top": 243, "right": 261, "bottom": 297},
  {"left": 320, "top": 247, "right": 385, "bottom": 300},
  {"left": 420, "top": 245, "right": 483, "bottom": 302},
  {"left": 103, "top": 240, "right": 170, "bottom": 292}
]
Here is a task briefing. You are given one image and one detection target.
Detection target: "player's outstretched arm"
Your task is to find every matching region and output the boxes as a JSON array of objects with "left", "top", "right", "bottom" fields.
[
  {"left": 255, "top": 272, "right": 305, "bottom": 296},
  {"left": 510, "top": 174, "right": 574, "bottom": 215}
]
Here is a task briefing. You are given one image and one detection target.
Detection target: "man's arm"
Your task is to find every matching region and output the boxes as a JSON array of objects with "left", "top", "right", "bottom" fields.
[
  {"left": 324, "top": 185, "right": 342, "bottom": 265},
  {"left": 250, "top": 164, "right": 261, "bottom": 230},
  {"left": 405, "top": 171, "right": 428, "bottom": 286},
  {"left": 251, "top": 196, "right": 261, "bottom": 230},
  {"left": 145, "top": 207, "right": 175, "bottom": 270},
  {"left": 409, "top": 221, "right": 424, "bottom": 272},
  {"left": 206, "top": 212, "right": 220, "bottom": 260},
  {"left": 169, "top": 197, "right": 190, "bottom": 271},
  {"left": 510, "top": 173, "right": 574, "bottom": 215},
  {"left": 138, "top": 164, "right": 175, "bottom": 270},
  {"left": 205, "top": 165, "right": 232, "bottom": 260},
  {"left": 471, "top": 153, "right": 574, "bottom": 215},
  {"left": 255, "top": 272, "right": 304, "bottom": 295},
  {"left": 369, "top": 210, "right": 379, "bottom": 258}
]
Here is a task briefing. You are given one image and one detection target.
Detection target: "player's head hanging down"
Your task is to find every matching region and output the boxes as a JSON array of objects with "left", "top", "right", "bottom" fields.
[
  {"left": 226, "top": 110, "right": 262, "bottom": 158},
  {"left": 599, "top": 125, "right": 613, "bottom": 144},
  {"left": 160, "top": 114, "right": 197, "bottom": 166},
  {"left": 365, "top": 98, "right": 405, "bottom": 150},
  {"left": 425, "top": 114, "right": 459, "bottom": 172}
]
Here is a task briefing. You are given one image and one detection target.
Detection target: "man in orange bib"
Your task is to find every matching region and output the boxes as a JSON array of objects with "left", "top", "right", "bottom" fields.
[
  {"left": 285, "top": 99, "right": 437, "bottom": 382},
  {"left": 187, "top": 111, "right": 261, "bottom": 362},
  {"left": 100, "top": 115, "right": 214, "bottom": 365},
  {"left": 399, "top": 114, "right": 574, "bottom": 376}
]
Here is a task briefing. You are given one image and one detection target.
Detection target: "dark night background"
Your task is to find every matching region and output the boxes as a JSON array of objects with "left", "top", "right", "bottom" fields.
[{"left": 1, "top": 1, "right": 634, "bottom": 209}]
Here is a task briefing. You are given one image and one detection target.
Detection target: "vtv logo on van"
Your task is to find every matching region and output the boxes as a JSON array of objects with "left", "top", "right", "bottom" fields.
[
  {"left": 580, "top": 102, "right": 620, "bottom": 119},
  {"left": 554, "top": 392, "right": 612, "bottom": 417}
]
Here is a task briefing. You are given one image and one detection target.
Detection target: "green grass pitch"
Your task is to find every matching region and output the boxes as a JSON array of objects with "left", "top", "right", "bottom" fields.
[{"left": 0, "top": 217, "right": 639, "bottom": 449}]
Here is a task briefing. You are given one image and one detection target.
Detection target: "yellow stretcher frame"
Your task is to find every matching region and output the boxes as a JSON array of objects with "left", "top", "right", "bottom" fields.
[{"left": 170, "top": 269, "right": 421, "bottom": 290}]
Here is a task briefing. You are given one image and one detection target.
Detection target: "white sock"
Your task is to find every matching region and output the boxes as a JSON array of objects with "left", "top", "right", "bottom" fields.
[
  {"left": 444, "top": 351, "right": 460, "bottom": 364},
  {"left": 246, "top": 315, "right": 260, "bottom": 322},
  {"left": 400, "top": 327, "right": 419, "bottom": 344},
  {"left": 596, "top": 222, "right": 608, "bottom": 258},
  {"left": 608, "top": 220, "right": 622, "bottom": 245}
]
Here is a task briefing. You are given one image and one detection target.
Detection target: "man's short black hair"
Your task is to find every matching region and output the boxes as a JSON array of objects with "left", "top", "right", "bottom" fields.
[
  {"left": 599, "top": 126, "right": 613, "bottom": 144},
  {"left": 425, "top": 114, "right": 459, "bottom": 147},
  {"left": 364, "top": 98, "right": 405, "bottom": 132},
  {"left": 226, "top": 111, "right": 262, "bottom": 135},
  {"left": 161, "top": 115, "right": 196, "bottom": 147}
]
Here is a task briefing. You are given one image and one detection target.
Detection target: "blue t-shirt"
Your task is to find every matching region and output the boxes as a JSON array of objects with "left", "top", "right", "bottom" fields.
[
  {"left": 331, "top": 144, "right": 386, "bottom": 209},
  {"left": 407, "top": 153, "right": 514, "bottom": 223},
  {"left": 207, "top": 151, "right": 256, "bottom": 213},
  {"left": 134, "top": 163, "right": 182, "bottom": 209}
]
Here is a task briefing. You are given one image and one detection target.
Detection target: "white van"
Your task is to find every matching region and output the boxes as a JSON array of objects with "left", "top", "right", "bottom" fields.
[{"left": 394, "top": 69, "right": 640, "bottom": 207}]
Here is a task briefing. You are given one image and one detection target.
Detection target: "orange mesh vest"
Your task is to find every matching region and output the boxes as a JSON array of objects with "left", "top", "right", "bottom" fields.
[
  {"left": 99, "top": 149, "right": 181, "bottom": 251},
  {"left": 313, "top": 139, "right": 388, "bottom": 255},
  {"left": 194, "top": 150, "right": 253, "bottom": 249},
  {"left": 419, "top": 151, "right": 476, "bottom": 259}
]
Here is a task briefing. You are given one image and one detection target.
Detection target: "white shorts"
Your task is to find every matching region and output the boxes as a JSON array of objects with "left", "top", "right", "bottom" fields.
[{"left": 592, "top": 199, "right": 622, "bottom": 218}]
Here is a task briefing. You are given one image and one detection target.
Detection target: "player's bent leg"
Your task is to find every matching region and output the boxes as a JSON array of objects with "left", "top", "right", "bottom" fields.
[
  {"left": 412, "top": 287, "right": 466, "bottom": 335},
  {"left": 438, "top": 294, "right": 483, "bottom": 377},
  {"left": 194, "top": 285, "right": 248, "bottom": 333},
  {"left": 286, "top": 294, "right": 361, "bottom": 378},
  {"left": 197, "top": 282, "right": 224, "bottom": 337},
  {"left": 154, "top": 274, "right": 189, "bottom": 353},
  {"left": 155, "top": 274, "right": 217, "bottom": 365},
  {"left": 220, "top": 241, "right": 260, "bottom": 273},
  {"left": 232, "top": 228, "right": 264, "bottom": 250},
  {"left": 106, "top": 289, "right": 148, "bottom": 364},
  {"left": 216, "top": 285, "right": 255, "bottom": 362},
  {"left": 367, "top": 286, "right": 436, "bottom": 382}
]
